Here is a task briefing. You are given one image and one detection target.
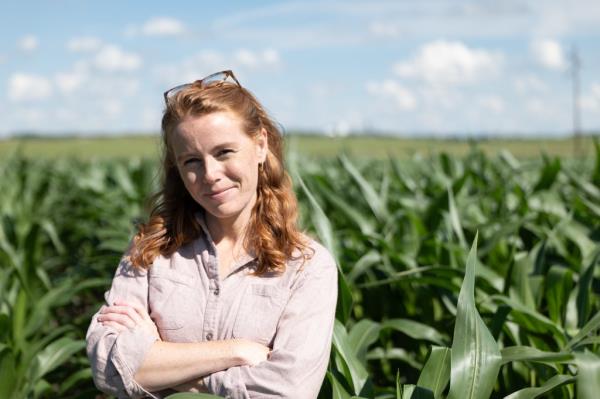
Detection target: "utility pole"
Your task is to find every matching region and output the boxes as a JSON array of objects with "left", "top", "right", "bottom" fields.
[{"left": 571, "top": 45, "right": 581, "bottom": 156}]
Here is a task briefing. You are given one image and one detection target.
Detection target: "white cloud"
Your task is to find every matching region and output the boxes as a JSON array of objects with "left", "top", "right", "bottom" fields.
[
  {"left": 234, "top": 48, "right": 281, "bottom": 69},
  {"left": 479, "top": 95, "right": 504, "bottom": 113},
  {"left": 514, "top": 74, "right": 548, "bottom": 94},
  {"left": 591, "top": 83, "right": 600, "bottom": 98},
  {"left": 93, "top": 45, "right": 142, "bottom": 72},
  {"left": 581, "top": 82, "right": 600, "bottom": 111},
  {"left": 141, "top": 17, "right": 185, "bottom": 36},
  {"left": 394, "top": 40, "right": 503, "bottom": 85},
  {"left": 102, "top": 100, "right": 122, "bottom": 118},
  {"left": 419, "top": 86, "right": 463, "bottom": 109},
  {"left": 155, "top": 51, "right": 226, "bottom": 86},
  {"left": 366, "top": 80, "right": 417, "bottom": 110},
  {"left": 18, "top": 35, "right": 38, "bottom": 52},
  {"left": 369, "top": 21, "right": 403, "bottom": 38},
  {"left": 8, "top": 73, "right": 53, "bottom": 102},
  {"left": 531, "top": 39, "right": 567, "bottom": 70},
  {"left": 67, "top": 36, "right": 102, "bottom": 52},
  {"left": 55, "top": 70, "right": 87, "bottom": 94},
  {"left": 55, "top": 107, "right": 77, "bottom": 122},
  {"left": 526, "top": 98, "right": 546, "bottom": 114},
  {"left": 155, "top": 48, "right": 282, "bottom": 89}
]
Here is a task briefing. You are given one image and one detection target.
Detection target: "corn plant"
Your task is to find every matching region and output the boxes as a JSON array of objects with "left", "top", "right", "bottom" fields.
[
  {"left": 293, "top": 143, "right": 600, "bottom": 398},
  {"left": 1, "top": 140, "right": 599, "bottom": 398}
]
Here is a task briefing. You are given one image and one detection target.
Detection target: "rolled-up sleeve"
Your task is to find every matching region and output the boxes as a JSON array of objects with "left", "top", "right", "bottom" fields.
[
  {"left": 86, "top": 256, "right": 159, "bottom": 399},
  {"left": 204, "top": 254, "right": 338, "bottom": 399}
]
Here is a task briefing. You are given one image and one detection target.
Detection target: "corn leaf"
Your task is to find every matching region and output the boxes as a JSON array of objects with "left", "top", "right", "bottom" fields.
[
  {"left": 503, "top": 374, "right": 575, "bottom": 399},
  {"left": 447, "top": 233, "right": 502, "bottom": 399},
  {"left": 575, "top": 351, "right": 600, "bottom": 399},
  {"left": 416, "top": 346, "right": 451, "bottom": 399}
]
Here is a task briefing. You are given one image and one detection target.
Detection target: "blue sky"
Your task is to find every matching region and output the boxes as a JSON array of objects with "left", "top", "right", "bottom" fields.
[{"left": 1, "top": 0, "right": 600, "bottom": 137}]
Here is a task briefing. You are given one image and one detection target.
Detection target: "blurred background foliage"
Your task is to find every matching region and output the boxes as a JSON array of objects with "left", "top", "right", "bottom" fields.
[{"left": 0, "top": 139, "right": 599, "bottom": 398}]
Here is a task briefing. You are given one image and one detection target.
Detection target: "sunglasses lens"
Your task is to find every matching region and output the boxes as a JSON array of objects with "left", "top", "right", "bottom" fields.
[
  {"left": 164, "top": 83, "right": 191, "bottom": 102},
  {"left": 201, "top": 71, "right": 229, "bottom": 86},
  {"left": 164, "top": 71, "right": 239, "bottom": 103}
]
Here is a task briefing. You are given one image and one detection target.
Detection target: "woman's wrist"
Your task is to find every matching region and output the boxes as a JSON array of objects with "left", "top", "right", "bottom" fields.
[{"left": 231, "top": 338, "right": 271, "bottom": 366}]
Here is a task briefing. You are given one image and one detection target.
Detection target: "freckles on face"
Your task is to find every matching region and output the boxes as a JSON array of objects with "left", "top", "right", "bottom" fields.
[{"left": 170, "top": 111, "right": 268, "bottom": 221}]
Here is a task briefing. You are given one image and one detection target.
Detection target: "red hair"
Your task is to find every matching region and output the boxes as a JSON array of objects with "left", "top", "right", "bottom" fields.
[{"left": 129, "top": 81, "right": 311, "bottom": 275}]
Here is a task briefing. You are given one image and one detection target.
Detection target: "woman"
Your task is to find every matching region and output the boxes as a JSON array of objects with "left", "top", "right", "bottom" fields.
[{"left": 86, "top": 70, "right": 338, "bottom": 399}]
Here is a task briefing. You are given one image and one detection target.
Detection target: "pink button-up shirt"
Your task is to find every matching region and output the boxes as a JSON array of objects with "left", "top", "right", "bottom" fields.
[{"left": 86, "top": 215, "right": 338, "bottom": 398}]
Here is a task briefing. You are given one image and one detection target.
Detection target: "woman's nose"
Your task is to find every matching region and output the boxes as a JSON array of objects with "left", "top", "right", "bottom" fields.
[{"left": 202, "top": 157, "right": 221, "bottom": 184}]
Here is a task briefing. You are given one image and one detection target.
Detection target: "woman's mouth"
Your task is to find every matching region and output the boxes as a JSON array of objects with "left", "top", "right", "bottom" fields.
[{"left": 206, "top": 187, "right": 233, "bottom": 201}]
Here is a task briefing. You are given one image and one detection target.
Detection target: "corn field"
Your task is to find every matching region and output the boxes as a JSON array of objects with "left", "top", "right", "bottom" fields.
[{"left": 0, "top": 143, "right": 599, "bottom": 398}]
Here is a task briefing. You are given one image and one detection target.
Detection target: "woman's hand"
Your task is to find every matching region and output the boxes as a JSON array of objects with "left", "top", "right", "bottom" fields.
[
  {"left": 234, "top": 338, "right": 271, "bottom": 366},
  {"left": 97, "top": 301, "right": 161, "bottom": 341}
]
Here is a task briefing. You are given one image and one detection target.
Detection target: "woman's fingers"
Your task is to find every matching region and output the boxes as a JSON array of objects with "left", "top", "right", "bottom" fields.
[
  {"left": 122, "top": 302, "right": 153, "bottom": 322},
  {"left": 98, "top": 312, "right": 137, "bottom": 329},
  {"left": 101, "top": 304, "right": 144, "bottom": 324},
  {"left": 100, "top": 301, "right": 161, "bottom": 341},
  {"left": 102, "top": 320, "right": 129, "bottom": 333}
]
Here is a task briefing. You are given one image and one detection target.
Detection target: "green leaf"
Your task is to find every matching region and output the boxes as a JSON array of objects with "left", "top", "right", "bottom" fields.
[
  {"left": 31, "top": 338, "right": 86, "bottom": 381},
  {"left": 381, "top": 319, "right": 448, "bottom": 346},
  {"left": 500, "top": 346, "right": 573, "bottom": 365},
  {"left": 327, "top": 371, "right": 353, "bottom": 399},
  {"left": 492, "top": 294, "right": 566, "bottom": 346},
  {"left": 336, "top": 272, "right": 353, "bottom": 325},
  {"left": 347, "top": 319, "right": 381, "bottom": 363},
  {"left": 545, "top": 265, "right": 574, "bottom": 325},
  {"left": 295, "top": 172, "right": 352, "bottom": 323},
  {"left": 295, "top": 172, "right": 336, "bottom": 258},
  {"left": 575, "top": 351, "right": 600, "bottom": 399},
  {"left": 339, "top": 154, "right": 389, "bottom": 221},
  {"left": 0, "top": 351, "right": 17, "bottom": 398},
  {"left": 509, "top": 252, "right": 535, "bottom": 310},
  {"left": 447, "top": 184, "right": 467, "bottom": 249},
  {"left": 416, "top": 346, "right": 451, "bottom": 399},
  {"left": 447, "top": 233, "right": 502, "bottom": 399},
  {"left": 12, "top": 289, "right": 27, "bottom": 347},
  {"left": 566, "top": 311, "right": 600, "bottom": 350},
  {"left": 565, "top": 167, "right": 600, "bottom": 201},
  {"left": 332, "top": 320, "right": 369, "bottom": 396},
  {"left": 577, "top": 252, "right": 599, "bottom": 328},
  {"left": 400, "top": 384, "right": 435, "bottom": 399},
  {"left": 533, "top": 156, "right": 561, "bottom": 192},
  {"left": 59, "top": 368, "right": 93, "bottom": 394},
  {"left": 573, "top": 336, "right": 600, "bottom": 348},
  {"left": 593, "top": 138, "right": 600, "bottom": 186},
  {"left": 315, "top": 181, "right": 375, "bottom": 237},
  {"left": 503, "top": 374, "right": 575, "bottom": 399},
  {"left": 348, "top": 251, "right": 381, "bottom": 283}
]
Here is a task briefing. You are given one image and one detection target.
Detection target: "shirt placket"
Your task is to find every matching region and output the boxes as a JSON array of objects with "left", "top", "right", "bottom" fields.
[{"left": 201, "top": 249, "right": 221, "bottom": 342}]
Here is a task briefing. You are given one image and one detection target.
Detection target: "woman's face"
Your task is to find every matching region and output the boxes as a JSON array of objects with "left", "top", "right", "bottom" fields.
[{"left": 171, "top": 111, "right": 267, "bottom": 228}]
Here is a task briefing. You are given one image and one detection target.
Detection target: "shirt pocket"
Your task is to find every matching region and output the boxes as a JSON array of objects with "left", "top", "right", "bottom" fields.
[
  {"left": 148, "top": 269, "right": 198, "bottom": 331},
  {"left": 232, "top": 284, "right": 288, "bottom": 346}
]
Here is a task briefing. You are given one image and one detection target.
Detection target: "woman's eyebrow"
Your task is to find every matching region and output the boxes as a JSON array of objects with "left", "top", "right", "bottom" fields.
[
  {"left": 176, "top": 152, "right": 195, "bottom": 162},
  {"left": 212, "top": 142, "right": 239, "bottom": 151},
  {"left": 176, "top": 142, "right": 240, "bottom": 162}
]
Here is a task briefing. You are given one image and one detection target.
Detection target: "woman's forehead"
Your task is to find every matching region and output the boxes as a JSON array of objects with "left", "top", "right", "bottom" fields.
[{"left": 172, "top": 112, "right": 252, "bottom": 151}]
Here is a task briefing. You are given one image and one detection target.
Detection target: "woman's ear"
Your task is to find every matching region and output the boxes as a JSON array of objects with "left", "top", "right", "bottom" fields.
[{"left": 256, "top": 128, "right": 268, "bottom": 163}]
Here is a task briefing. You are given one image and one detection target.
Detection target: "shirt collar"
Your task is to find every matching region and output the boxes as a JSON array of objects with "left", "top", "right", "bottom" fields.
[{"left": 194, "top": 210, "right": 258, "bottom": 268}]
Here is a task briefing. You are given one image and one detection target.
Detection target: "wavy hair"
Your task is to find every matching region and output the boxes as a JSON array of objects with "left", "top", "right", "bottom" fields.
[{"left": 128, "top": 80, "right": 311, "bottom": 275}]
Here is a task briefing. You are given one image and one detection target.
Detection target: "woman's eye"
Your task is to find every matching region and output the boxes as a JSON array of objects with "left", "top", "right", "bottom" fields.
[
  {"left": 183, "top": 158, "right": 201, "bottom": 166},
  {"left": 217, "top": 149, "right": 234, "bottom": 157}
]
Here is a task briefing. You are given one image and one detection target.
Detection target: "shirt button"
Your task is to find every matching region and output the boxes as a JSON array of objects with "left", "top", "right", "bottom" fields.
[
  {"left": 214, "top": 288, "right": 220, "bottom": 296},
  {"left": 206, "top": 332, "right": 213, "bottom": 341}
]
